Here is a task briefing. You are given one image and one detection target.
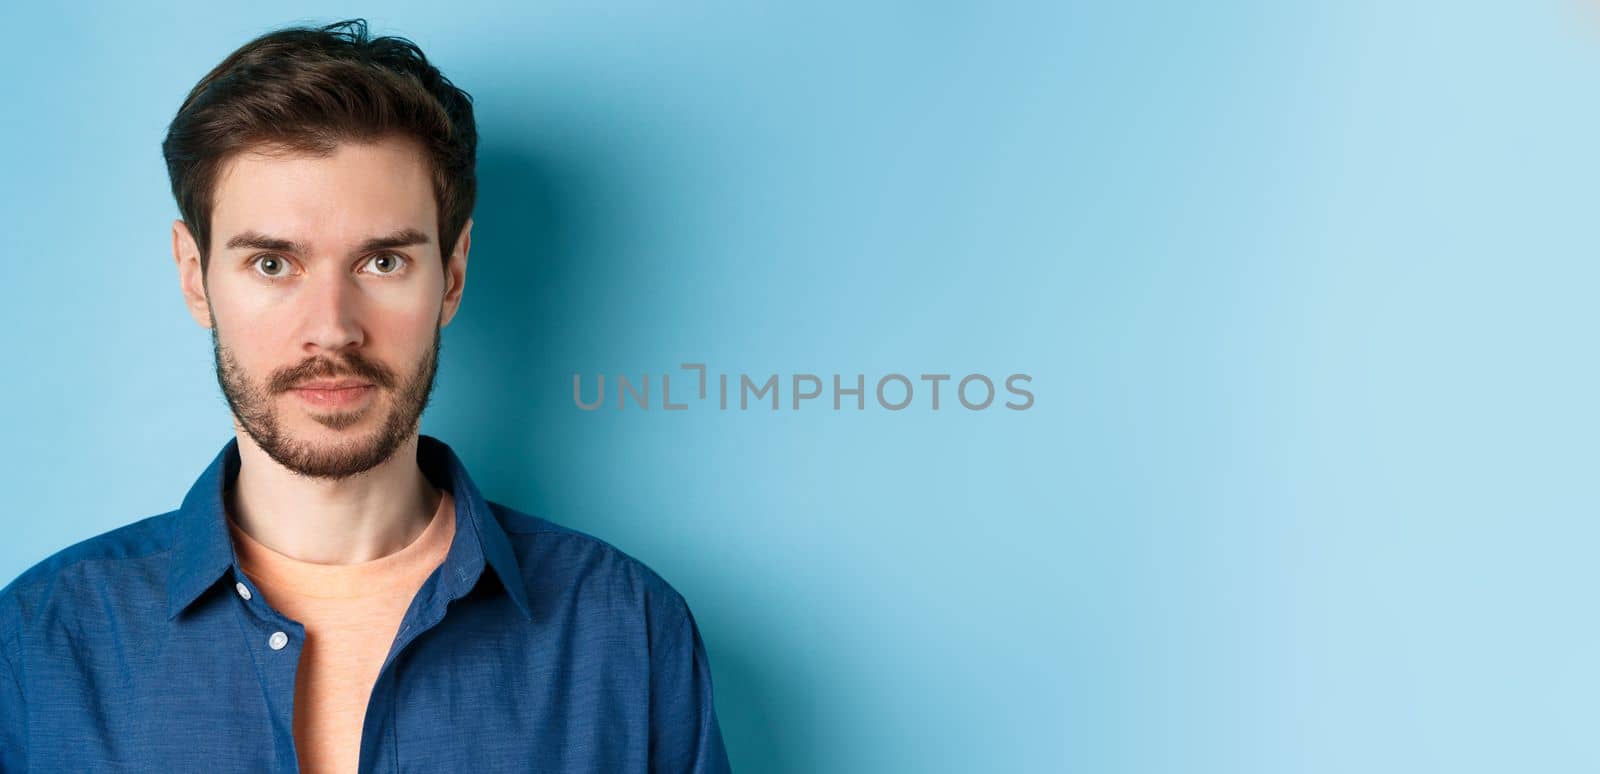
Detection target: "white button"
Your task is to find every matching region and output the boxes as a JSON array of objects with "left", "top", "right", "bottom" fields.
[
  {"left": 235, "top": 582, "right": 252, "bottom": 600},
  {"left": 268, "top": 631, "right": 288, "bottom": 650}
]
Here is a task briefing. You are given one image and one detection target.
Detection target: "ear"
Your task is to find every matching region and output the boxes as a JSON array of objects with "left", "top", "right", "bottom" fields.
[
  {"left": 173, "top": 219, "right": 213, "bottom": 329},
  {"left": 439, "top": 217, "right": 472, "bottom": 328}
]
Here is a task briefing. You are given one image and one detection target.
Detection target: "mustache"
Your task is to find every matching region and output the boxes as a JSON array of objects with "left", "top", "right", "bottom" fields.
[{"left": 268, "top": 354, "right": 396, "bottom": 394}]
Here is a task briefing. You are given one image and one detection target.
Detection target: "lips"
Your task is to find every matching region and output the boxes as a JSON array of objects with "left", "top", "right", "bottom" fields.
[
  {"left": 293, "top": 380, "right": 372, "bottom": 390},
  {"left": 290, "top": 382, "right": 376, "bottom": 409}
]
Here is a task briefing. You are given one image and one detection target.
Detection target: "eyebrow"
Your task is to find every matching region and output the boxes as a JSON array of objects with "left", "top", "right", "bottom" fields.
[{"left": 223, "top": 228, "right": 431, "bottom": 255}]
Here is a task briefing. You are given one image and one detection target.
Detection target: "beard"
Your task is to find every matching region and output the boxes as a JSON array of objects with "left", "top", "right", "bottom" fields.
[{"left": 209, "top": 315, "right": 442, "bottom": 481}]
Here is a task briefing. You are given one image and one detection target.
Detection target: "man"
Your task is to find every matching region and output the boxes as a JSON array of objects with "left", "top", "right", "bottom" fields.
[{"left": 0, "top": 19, "right": 731, "bottom": 773}]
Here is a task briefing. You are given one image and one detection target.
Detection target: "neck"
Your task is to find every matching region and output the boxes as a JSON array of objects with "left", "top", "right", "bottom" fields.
[{"left": 227, "top": 429, "right": 441, "bottom": 565}]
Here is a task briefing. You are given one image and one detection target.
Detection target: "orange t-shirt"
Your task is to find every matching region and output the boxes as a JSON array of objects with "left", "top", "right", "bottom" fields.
[{"left": 228, "top": 487, "right": 456, "bottom": 774}]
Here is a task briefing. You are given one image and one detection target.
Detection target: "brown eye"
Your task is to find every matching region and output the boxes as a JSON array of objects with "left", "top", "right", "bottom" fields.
[
  {"left": 367, "top": 252, "right": 407, "bottom": 275},
  {"left": 254, "top": 255, "right": 290, "bottom": 278}
]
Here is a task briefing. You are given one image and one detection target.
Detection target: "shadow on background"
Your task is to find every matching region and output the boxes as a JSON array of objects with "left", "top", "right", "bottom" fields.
[{"left": 439, "top": 138, "right": 809, "bottom": 772}]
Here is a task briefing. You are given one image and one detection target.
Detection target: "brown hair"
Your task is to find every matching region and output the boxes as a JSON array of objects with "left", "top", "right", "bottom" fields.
[{"left": 161, "top": 18, "right": 476, "bottom": 276}]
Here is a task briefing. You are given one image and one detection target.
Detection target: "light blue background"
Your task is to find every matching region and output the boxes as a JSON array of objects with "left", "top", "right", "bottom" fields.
[{"left": 2, "top": 2, "right": 1597, "bottom": 772}]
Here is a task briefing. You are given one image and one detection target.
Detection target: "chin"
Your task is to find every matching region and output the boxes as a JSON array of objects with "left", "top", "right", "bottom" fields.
[{"left": 295, "top": 411, "right": 380, "bottom": 436}]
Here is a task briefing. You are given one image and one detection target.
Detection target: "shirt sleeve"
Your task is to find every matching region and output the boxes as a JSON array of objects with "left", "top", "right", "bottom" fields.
[{"left": 648, "top": 591, "right": 732, "bottom": 774}]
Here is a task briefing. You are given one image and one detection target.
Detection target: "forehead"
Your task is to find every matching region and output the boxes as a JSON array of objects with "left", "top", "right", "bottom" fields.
[{"left": 210, "top": 136, "right": 437, "bottom": 249}]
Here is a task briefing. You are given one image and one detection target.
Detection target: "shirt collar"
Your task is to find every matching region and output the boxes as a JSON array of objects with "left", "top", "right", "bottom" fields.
[{"left": 165, "top": 433, "right": 534, "bottom": 622}]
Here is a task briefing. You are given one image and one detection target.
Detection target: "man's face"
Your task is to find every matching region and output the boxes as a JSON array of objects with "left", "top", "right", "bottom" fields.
[{"left": 173, "top": 135, "right": 469, "bottom": 480}]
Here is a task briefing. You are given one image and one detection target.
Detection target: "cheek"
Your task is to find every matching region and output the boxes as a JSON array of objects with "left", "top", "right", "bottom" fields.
[
  {"left": 208, "top": 298, "right": 288, "bottom": 368},
  {"left": 373, "top": 289, "right": 443, "bottom": 334},
  {"left": 215, "top": 308, "right": 289, "bottom": 362},
  {"left": 215, "top": 328, "right": 277, "bottom": 378},
  {"left": 390, "top": 310, "right": 442, "bottom": 365},
  {"left": 207, "top": 277, "right": 282, "bottom": 330}
]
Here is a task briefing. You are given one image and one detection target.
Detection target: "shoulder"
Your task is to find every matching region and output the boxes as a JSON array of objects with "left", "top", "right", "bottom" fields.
[
  {"left": 483, "top": 500, "right": 693, "bottom": 622},
  {"left": 0, "top": 511, "right": 178, "bottom": 629}
]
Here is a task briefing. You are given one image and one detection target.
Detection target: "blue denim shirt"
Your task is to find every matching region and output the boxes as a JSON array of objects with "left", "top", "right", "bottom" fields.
[{"left": 0, "top": 434, "right": 731, "bottom": 773}]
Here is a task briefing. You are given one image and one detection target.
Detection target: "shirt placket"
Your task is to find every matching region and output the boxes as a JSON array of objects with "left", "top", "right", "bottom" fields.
[
  {"left": 229, "top": 570, "right": 308, "bottom": 774},
  {"left": 356, "top": 563, "right": 471, "bottom": 773}
]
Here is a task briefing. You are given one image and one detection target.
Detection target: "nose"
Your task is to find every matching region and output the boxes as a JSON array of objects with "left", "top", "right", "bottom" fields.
[{"left": 298, "top": 268, "right": 365, "bottom": 355}]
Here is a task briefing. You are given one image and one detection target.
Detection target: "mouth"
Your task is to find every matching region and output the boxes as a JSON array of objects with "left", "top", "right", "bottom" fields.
[{"left": 289, "top": 383, "right": 376, "bottom": 409}]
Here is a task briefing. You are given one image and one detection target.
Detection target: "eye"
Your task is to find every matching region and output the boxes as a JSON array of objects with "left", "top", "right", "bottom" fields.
[
  {"left": 364, "top": 252, "right": 409, "bottom": 275},
  {"left": 251, "top": 254, "right": 294, "bottom": 279}
]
